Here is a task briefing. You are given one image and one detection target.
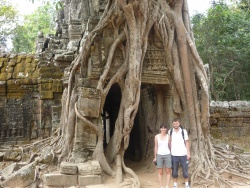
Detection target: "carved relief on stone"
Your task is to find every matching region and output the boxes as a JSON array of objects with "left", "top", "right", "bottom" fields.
[
  {"left": 68, "top": 20, "right": 82, "bottom": 41},
  {"left": 51, "top": 105, "right": 61, "bottom": 133},
  {"left": 69, "top": 0, "right": 83, "bottom": 20},
  {"left": 77, "top": 160, "right": 101, "bottom": 175},
  {"left": 102, "top": 27, "right": 114, "bottom": 60},
  {"left": 30, "top": 120, "right": 38, "bottom": 139},
  {"left": 52, "top": 79, "right": 63, "bottom": 93},
  {"left": 43, "top": 116, "right": 52, "bottom": 138},
  {"left": 142, "top": 38, "right": 169, "bottom": 84},
  {"left": 77, "top": 87, "right": 101, "bottom": 118},
  {"left": 0, "top": 99, "right": 26, "bottom": 140},
  {"left": 87, "top": 39, "right": 103, "bottom": 79}
]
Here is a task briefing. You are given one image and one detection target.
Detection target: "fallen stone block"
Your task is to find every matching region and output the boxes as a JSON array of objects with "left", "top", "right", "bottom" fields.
[
  {"left": 3, "top": 151, "right": 21, "bottom": 162},
  {"left": 78, "top": 175, "right": 102, "bottom": 186},
  {"left": 232, "top": 145, "right": 244, "bottom": 154},
  {"left": 42, "top": 173, "right": 78, "bottom": 187},
  {"left": 1, "top": 162, "right": 36, "bottom": 188},
  {"left": 1, "top": 162, "right": 21, "bottom": 180}
]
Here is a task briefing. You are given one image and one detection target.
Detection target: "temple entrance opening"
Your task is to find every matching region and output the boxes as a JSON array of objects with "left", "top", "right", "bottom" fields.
[
  {"left": 125, "top": 113, "right": 142, "bottom": 161},
  {"left": 102, "top": 83, "right": 121, "bottom": 148},
  {"left": 103, "top": 83, "right": 172, "bottom": 164}
]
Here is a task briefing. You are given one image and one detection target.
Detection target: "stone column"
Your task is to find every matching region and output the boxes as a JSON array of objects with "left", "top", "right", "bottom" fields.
[
  {"left": 163, "top": 85, "right": 173, "bottom": 129},
  {"left": 69, "top": 87, "right": 101, "bottom": 163}
]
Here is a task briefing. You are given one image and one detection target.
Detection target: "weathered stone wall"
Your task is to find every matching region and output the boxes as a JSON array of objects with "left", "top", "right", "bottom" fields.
[
  {"left": 0, "top": 54, "right": 63, "bottom": 143},
  {"left": 210, "top": 101, "right": 250, "bottom": 149},
  {"left": 0, "top": 0, "right": 108, "bottom": 146}
]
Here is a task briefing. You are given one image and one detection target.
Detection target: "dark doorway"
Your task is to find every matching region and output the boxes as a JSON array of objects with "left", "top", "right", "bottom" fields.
[
  {"left": 124, "top": 113, "right": 142, "bottom": 161},
  {"left": 102, "top": 84, "right": 121, "bottom": 148},
  {"left": 103, "top": 83, "right": 143, "bottom": 162}
]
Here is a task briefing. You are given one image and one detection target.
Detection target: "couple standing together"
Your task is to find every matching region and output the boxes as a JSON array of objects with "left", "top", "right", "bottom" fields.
[{"left": 153, "top": 118, "right": 191, "bottom": 188}]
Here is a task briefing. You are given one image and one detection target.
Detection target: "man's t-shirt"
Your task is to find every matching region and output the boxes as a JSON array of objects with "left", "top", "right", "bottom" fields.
[{"left": 169, "top": 128, "right": 188, "bottom": 156}]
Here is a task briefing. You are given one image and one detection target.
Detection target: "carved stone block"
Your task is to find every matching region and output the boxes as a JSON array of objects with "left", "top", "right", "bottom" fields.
[
  {"left": 78, "top": 175, "right": 102, "bottom": 186},
  {"left": 60, "top": 162, "right": 78, "bottom": 175},
  {"left": 40, "top": 91, "right": 53, "bottom": 99},
  {"left": 77, "top": 87, "right": 101, "bottom": 117},
  {"left": 39, "top": 82, "right": 52, "bottom": 91},
  {"left": 77, "top": 161, "right": 101, "bottom": 176},
  {"left": 52, "top": 79, "right": 63, "bottom": 92},
  {"left": 77, "top": 162, "right": 92, "bottom": 175},
  {"left": 42, "top": 174, "right": 78, "bottom": 187}
]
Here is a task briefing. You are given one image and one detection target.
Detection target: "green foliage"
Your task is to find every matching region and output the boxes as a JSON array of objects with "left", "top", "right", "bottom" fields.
[
  {"left": 237, "top": 0, "right": 250, "bottom": 11},
  {"left": 11, "top": 4, "right": 56, "bottom": 53},
  {"left": 0, "top": 0, "right": 18, "bottom": 51},
  {"left": 192, "top": 1, "right": 250, "bottom": 100}
]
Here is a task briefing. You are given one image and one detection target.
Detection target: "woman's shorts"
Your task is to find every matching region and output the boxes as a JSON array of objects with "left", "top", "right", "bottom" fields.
[{"left": 156, "top": 154, "right": 172, "bottom": 168}]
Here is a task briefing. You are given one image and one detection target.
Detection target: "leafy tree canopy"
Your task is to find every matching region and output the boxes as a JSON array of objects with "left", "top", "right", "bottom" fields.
[
  {"left": 11, "top": 4, "right": 56, "bottom": 53},
  {"left": 0, "top": 0, "right": 18, "bottom": 52},
  {"left": 192, "top": 0, "right": 250, "bottom": 100}
]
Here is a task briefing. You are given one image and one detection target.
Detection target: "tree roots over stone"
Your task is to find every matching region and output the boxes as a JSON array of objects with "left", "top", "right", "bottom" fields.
[{"left": 2, "top": 0, "right": 250, "bottom": 187}]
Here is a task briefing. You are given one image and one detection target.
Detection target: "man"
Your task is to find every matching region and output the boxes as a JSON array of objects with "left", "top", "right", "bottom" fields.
[{"left": 169, "top": 118, "right": 190, "bottom": 188}]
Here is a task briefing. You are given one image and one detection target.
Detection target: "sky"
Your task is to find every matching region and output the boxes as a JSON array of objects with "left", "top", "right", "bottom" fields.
[
  {"left": 9, "top": 0, "right": 211, "bottom": 16},
  {"left": 187, "top": 0, "right": 211, "bottom": 16},
  {"left": 10, "top": 0, "right": 42, "bottom": 15}
]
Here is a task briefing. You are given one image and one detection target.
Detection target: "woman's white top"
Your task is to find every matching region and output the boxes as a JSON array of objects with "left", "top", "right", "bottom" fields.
[{"left": 157, "top": 134, "right": 171, "bottom": 155}]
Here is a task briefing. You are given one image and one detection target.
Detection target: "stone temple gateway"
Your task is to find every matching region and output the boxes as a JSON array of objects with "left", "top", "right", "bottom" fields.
[
  {"left": 0, "top": 0, "right": 250, "bottom": 187},
  {"left": 0, "top": 0, "right": 177, "bottom": 186},
  {"left": 1, "top": 0, "right": 175, "bottom": 160}
]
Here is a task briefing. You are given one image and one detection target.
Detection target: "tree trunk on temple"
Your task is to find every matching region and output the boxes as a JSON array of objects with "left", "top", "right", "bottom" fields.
[{"left": 52, "top": 0, "right": 250, "bottom": 187}]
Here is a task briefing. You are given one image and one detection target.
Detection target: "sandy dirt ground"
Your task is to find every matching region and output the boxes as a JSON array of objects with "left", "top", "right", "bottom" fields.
[
  {"left": 127, "top": 160, "right": 190, "bottom": 188},
  {"left": 100, "top": 160, "right": 250, "bottom": 188},
  {"left": 101, "top": 160, "right": 192, "bottom": 188},
  {"left": 1, "top": 159, "right": 250, "bottom": 188}
]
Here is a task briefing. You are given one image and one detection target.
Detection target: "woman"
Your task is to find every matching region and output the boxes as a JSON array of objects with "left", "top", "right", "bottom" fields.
[{"left": 153, "top": 123, "right": 172, "bottom": 188}]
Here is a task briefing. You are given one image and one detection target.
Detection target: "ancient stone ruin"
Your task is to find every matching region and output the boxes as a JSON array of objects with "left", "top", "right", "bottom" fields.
[
  {"left": 210, "top": 101, "right": 250, "bottom": 153},
  {"left": 0, "top": 54, "right": 63, "bottom": 144},
  {"left": 0, "top": 0, "right": 250, "bottom": 187}
]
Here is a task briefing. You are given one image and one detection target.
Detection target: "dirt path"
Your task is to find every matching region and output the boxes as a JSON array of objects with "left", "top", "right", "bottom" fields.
[
  {"left": 128, "top": 160, "right": 187, "bottom": 188},
  {"left": 124, "top": 160, "right": 250, "bottom": 188}
]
